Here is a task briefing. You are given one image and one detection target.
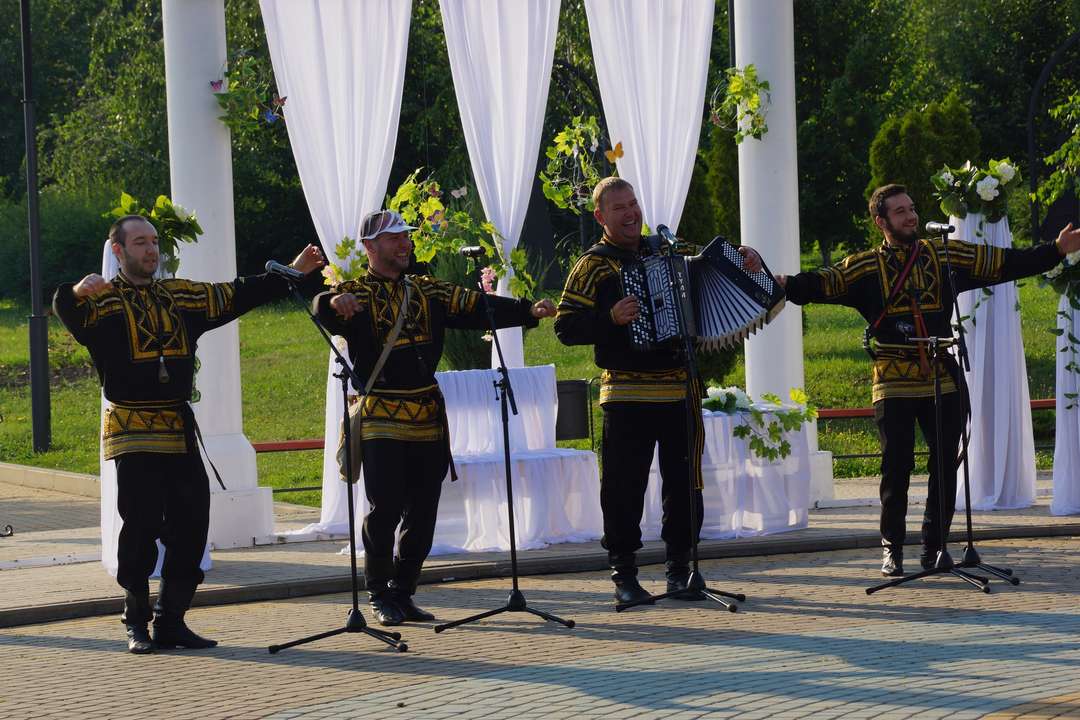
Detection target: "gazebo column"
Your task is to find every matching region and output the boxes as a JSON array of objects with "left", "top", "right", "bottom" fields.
[
  {"left": 162, "top": 0, "right": 273, "bottom": 545},
  {"left": 734, "top": 0, "right": 833, "bottom": 501}
]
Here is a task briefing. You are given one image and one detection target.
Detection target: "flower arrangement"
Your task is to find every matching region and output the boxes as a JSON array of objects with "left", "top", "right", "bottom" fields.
[
  {"left": 106, "top": 192, "right": 203, "bottom": 276},
  {"left": 539, "top": 114, "right": 614, "bottom": 214},
  {"left": 701, "top": 386, "right": 817, "bottom": 462},
  {"left": 709, "top": 64, "right": 771, "bottom": 144},
  {"left": 930, "top": 158, "right": 1021, "bottom": 223},
  {"left": 324, "top": 169, "right": 535, "bottom": 300}
]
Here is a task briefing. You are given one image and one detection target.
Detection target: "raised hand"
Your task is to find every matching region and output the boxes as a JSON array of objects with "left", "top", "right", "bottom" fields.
[
  {"left": 73, "top": 274, "right": 113, "bottom": 299},
  {"left": 530, "top": 298, "right": 557, "bottom": 318},
  {"left": 290, "top": 244, "right": 327, "bottom": 275},
  {"left": 330, "top": 292, "right": 363, "bottom": 320}
]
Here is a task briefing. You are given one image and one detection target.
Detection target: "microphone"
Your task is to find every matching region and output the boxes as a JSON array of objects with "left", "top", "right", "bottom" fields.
[
  {"left": 656, "top": 224, "right": 678, "bottom": 246},
  {"left": 265, "top": 260, "right": 306, "bottom": 283},
  {"left": 925, "top": 222, "right": 955, "bottom": 235},
  {"left": 459, "top": 246, "right": 486, "bottom": 259}
]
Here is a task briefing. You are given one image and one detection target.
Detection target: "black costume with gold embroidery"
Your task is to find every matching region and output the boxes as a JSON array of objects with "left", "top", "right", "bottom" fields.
[
  {"left": 555, "top": 237, "right": 704, "bottom": 572},
  {"left": 784, "top": 237, "right": 1061, "bottom": 556},
  {"left": 313, "top": 272, "right": 537, "bottom": 602},
  {"left": 52, "top": 271, "right": 293, "bottom": 623}
]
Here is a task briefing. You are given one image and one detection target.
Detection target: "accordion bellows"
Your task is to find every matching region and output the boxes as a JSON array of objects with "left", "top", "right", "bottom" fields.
[{"left": 621, "top": 236, "right": 786, "bottom": 353}]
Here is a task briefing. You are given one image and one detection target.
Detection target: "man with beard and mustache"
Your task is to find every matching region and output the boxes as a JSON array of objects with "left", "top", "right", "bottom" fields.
[
  {"left": 53, "top": 215, "right": 325, "bottom": 653},
  {"left": 777, "top": 184, "right": 1080, "bottom": 577},
  {"left": 555, "top": 177, "right": 763, "bottom": 606}
]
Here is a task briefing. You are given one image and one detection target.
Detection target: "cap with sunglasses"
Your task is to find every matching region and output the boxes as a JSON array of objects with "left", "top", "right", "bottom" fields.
[{"left": 359, "top": 209, "right": 417, "bottom": 241}]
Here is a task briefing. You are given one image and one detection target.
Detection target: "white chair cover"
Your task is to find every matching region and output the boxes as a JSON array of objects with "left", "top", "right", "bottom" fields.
[
  {"left": 951, "top": 215, "right": 1037, "bottom": 510},
  {"left": 584, "top": 0, "right": 714, "bottom": 233},
  {"left": 1053, "top": 295, "right": 1080, "bottom": 515},
  {"left": 439, "top": 0, "right": 560, "bottom": 368},
  {"left": 260, "top": 0, "right": 413, "bottom": 533}
]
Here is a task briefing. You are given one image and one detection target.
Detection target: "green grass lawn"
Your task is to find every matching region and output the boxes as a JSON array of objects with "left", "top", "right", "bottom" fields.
[{"left": 0, "top": 277, "right": 1064, "bottom": 506}]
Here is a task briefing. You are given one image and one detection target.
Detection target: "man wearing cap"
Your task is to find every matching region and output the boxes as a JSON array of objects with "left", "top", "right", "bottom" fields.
[{"left": 314, "top": 209, "right": 556, "bottom": 625}]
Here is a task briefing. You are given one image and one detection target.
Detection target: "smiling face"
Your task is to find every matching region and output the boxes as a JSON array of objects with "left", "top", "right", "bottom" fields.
[
  {"left": 363, "top": 230, "right": 413, "bottom": 278},
  {"left": 593, "top": 185, "right": 643, "bottom": 251},
  {"left": 111, "top": 218, "right": 160, "bottom": 283},
  {"left": 876, "top": 192, "right": 919, "bottom": 246}
]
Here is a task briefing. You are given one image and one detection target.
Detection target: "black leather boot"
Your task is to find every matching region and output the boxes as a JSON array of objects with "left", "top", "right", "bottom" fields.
[
  {"left": 122, "top": 587, "right": 154, "bottom": 654},
  {"left": 881, "top": 545, "right": 904, "bottom": 577},
  {"left": 152, "top": 580, "right": 218, "bottom": 649},
  {"left": 610, "top": 553, "right": 653, "bottom": 605},
  {"left": 391, "top": 558, "right": 435, "bottom": 621},
  {"left": 665, "top": 551, "right": 705, "bottom": 601},
  {"left": 366, "top": 556, "right": 404, "bottom": 625}
]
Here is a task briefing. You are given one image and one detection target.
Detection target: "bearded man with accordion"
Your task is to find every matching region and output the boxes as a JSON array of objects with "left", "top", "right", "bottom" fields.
[{"left": 555, "top": 177, "right": 768, "bottom": 606}]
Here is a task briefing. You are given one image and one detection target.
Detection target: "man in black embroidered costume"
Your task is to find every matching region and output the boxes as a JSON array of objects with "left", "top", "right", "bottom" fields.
[
  {"left": 778, "top": 184, "right": 1080, "bottom": 577},
  {"left": 554, "top": 177, "right": 762, "bottom": 605},
  {"left": 53, "top": 215, "right": 324, "bottom": 653},
  {"left": 314, "top": 209, "right": 556, "bottom": 626}
]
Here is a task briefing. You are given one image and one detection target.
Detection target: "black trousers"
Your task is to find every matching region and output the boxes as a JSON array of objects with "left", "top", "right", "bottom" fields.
[
  {"left": 874, "top": 390, "right": 963, "bottom": 553},
  {"left": 114, "top": 450, "right": 210, "bottom": 595},
  {"left": 599, "top": 400, "right": 703, "bottom": 558},
  {"left": 361, "top": 437, "right": 448, "bottom": 595}
]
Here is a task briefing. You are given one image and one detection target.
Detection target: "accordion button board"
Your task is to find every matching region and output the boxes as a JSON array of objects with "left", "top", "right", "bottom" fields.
[{"left": 621, "top": 236, "right": 786, "bottom": 353}]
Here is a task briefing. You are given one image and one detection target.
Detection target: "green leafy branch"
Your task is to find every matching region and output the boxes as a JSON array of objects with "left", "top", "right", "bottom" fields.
[
  {"left": 709, "top": 64, "right": 771, "bottom": 144},
  {"left": 731, "top": 388, "right": 817, "bottom": 462},
  {"left": 211, "top": 53, "right": 285, "bottom": 136},
  {"left": 326, "top": 169, "right": 535, "bottom": 299},
  {"left": 106, "top": 192, "right": 203, "bottom": 276},
  {"left": 1035, "top": 92, "right": 1080, "bottom": 215},
  {"left": 539, "top": 114, "right": 608, "bottom": 214}
]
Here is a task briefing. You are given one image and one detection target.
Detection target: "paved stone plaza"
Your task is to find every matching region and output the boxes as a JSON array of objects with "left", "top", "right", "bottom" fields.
[{"left": 3, "top": 536, "right": 1079, "bottom": 719}]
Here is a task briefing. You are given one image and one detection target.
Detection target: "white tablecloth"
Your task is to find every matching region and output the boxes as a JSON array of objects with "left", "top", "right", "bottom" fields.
[
  {"left": 643, "top": 410, "right": 811, "bottom": 539},
  {"left": 1053, "top": 296, "right": 1080, "bottom": 515}
]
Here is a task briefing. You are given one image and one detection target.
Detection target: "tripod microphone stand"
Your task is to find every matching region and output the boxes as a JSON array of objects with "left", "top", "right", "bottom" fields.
[
  {"left": 434, "top": 268, "right": 574, "bottom": 633},
  {"left": 868, "top": 229, "right": 1019, "bottom": 594},
  {"left": 269, "top": 280, "right": 407, "bottom": 653},
  {"left": 616, "top": 231, "right": 745, "bottom": 613}
]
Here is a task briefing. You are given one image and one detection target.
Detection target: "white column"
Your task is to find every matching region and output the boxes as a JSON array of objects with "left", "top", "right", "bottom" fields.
[
  {"left": 162, "top": 0, "right": 273, "bottom": 546},
  {"left": 735, "top": 0, "right": 832, "bottom": 501}
]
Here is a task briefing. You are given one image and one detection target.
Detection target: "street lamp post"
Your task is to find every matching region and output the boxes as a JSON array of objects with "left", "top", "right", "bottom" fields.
[{"left": 20, "top": 0, "right": 51, "bottom": 452}]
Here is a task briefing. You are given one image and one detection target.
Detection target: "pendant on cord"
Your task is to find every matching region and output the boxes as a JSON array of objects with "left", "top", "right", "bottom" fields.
[{"left": 158, "top": 355, "right": 170, "bottom": 383}]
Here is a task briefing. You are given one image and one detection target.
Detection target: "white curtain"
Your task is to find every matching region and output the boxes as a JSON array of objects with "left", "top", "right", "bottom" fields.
[
  {"left": 261, "top": 0, "right": 412, "bottom": 531},
  {"left": 584, "top": 0, "right": 714, "bottom": 234},
  {"left": 1053, "top": 295, "right": 1080, "bottom": 515},
  {"left": 439, "top": 0, "right": 560, "bottom": 368},
  {"left": 99, "top": 242, "right": 210, "bottom": 575},
  {"left": 950, "top": 215, "right": 1036, "bottom": 510}
]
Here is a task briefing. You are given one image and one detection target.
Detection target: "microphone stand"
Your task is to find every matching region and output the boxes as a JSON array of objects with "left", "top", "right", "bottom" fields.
[
  {"left": 269, "top": 277, "right": 407, "bottom": 653},
  {"left": 941, "top": 229, "right": 1019, "bottom": 586},
  {"left": 616, "top": 235, "right": 745, "bottom": 612},
  {"left": 434, "top": 259, "right": 574, "bottom": 633}
]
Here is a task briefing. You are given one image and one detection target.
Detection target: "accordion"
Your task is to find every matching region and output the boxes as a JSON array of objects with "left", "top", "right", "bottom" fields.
[{"left": 621, "top": 236, "right": 786, "bottom": 352}]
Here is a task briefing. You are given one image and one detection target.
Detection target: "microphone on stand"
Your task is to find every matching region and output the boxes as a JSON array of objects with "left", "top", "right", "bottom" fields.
[
  {"left": 925, "top": 222, "right": 955, "bottom": 235},
  {"left": 656, "top": 224, "right": 678, "bottom": 247},
  {"left": 265, "top": 260, "right": 306, "bottom": 283},
  {"left": 459, "top": 246, "right": 486, "bottom": 259}
]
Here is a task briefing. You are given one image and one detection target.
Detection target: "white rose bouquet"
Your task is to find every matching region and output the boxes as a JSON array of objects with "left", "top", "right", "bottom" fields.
[{"left": 930, "top": 158, "right": 1021, "bottom": 223}]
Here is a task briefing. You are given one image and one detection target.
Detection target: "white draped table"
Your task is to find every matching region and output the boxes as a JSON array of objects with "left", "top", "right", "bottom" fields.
[
  {"left": 1053, "top": 296, "right": 1080, "bottom": 515},
  {"left": 306, "top": 370, "right": 813, "bottom": 554}
]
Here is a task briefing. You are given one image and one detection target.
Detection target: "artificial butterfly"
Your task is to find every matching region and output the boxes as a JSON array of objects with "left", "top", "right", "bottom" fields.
[
  {"left": 210, "top": 79, "right": 224, "bottom": 92},
  {"left": 271, "top": 94, "right": 287, "bottom": 109},
  {"left": 604, "top": 141, "right": 624, "bottom": 164},
  {"left": 263, "top": 109, "right": 279, "bottom": 124}
]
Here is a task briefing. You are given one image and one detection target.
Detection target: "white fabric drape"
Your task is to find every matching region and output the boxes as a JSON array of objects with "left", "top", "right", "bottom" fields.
[
  {"left": 98, "top": 241, "right": 210, "bottom": 575},
  {"left": 951, "top": 215, "right": 1036, "bottom": 510},
  {"left": 1053, "top": 295, "right": 1080, "bottom": 515},
  {"left": 260, "top": 0, "right": 412, "bottom": 531},
  {"left": 439, "top": 0, "right": 560, "bottom": 368},
  {"left": 584, "top": 0, "right": 714, "bottom": 234}
]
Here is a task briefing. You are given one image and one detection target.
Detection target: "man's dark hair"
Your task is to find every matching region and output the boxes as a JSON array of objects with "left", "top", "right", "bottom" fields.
[
  {"left": 868, "top": 184, "right": 909, "bottom": 222},
  {"left": 108, "top": 215, "right": 149, "bottom": 246}
]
